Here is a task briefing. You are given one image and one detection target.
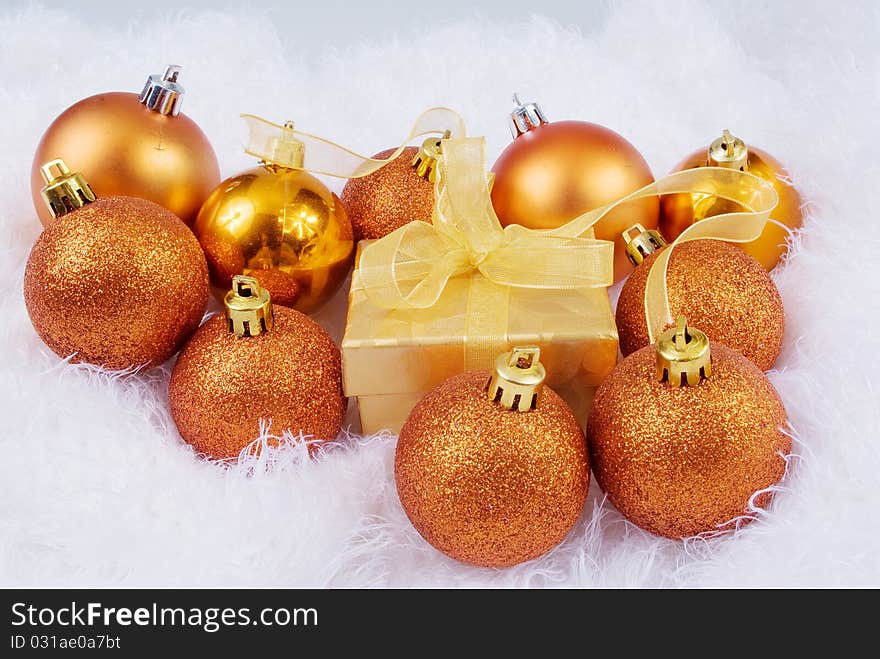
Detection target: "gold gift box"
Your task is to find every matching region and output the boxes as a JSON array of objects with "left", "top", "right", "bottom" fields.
[{"left": 342, "top": 243, "right": 618, "bottom": 434}]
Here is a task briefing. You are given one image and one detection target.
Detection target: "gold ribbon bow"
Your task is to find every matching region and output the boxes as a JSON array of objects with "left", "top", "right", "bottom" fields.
[
  {"left": 359, "top": 136, "right": 779, "bottom": 347},
  {"left": 241, "top": 107, "right": 466, "bottom": 179},
  {"left": 359, "top": 137, "right": 615, "bottom": 309}
]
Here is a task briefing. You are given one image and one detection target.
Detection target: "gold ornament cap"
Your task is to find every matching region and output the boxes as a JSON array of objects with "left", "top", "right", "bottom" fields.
[
  {"left": 486, "top": 346, "right": 546, "bottom": 412},
  {"left": 656, "top": 316, "right": 712, "bottom": 387},
  {"left": 623, "top": 223, "right": 668, "bottom": 266},
  {"left": 139, "top": 65, "right": 185, "bottom": 117},
  {"left": 411, "top": 130, "right": 451, "bottom": 182},
  {"left": 224, "top": 275, "right": 275, "bottom": 337},
  {"left": 245, "top": 119, "right": 305, "bottom": 170},
  {"left": 509, "top": 93, "right": 548, "bottom": 138},
  {"left": 708, "top": 129, "right": 749, "bottom": 171},
  {"left": 39, "top": 159, "right": 97, "bottom": 219}
]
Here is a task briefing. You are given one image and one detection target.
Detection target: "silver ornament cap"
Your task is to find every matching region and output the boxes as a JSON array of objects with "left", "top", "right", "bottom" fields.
[
  {"left": 509, "top": 93, "right": 548, "bottom": 138},
  {"left": 139, "top": 65, "right": 185, "bottom": 116}
]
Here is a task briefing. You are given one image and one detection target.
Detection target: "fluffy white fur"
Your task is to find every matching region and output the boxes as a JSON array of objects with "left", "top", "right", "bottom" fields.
[{"left": 1, "top": 1, "right": 878, "bottom": 587}]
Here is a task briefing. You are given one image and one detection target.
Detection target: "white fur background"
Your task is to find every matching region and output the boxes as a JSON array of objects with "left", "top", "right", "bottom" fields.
[{"left": 1, "top": 1, "right": 878, "bottom": 587}]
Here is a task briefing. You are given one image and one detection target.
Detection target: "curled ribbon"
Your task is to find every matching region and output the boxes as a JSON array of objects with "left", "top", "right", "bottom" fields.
[
  {"left": 359, "top": 136, "right": 779, "bottom": 346},
  {"left": 241, "top": 107, "right": 466, "bottom": 179}
]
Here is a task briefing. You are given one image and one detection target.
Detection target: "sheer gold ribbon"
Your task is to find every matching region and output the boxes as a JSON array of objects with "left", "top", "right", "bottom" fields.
[
  {"left": 241, "top": 108, "right": 466, "bottom": 178},
  {"left": 359, "top": 137, "right": 615, "bottom": 308},
  {"left": 640, "top": 174, "right": 779, "bottom": 342},
  {"left": 359, "top": 136, "right": 780, "bottom": 351},
  {"left": 358, "top": 136, "right": 616, "bottom": 369}
]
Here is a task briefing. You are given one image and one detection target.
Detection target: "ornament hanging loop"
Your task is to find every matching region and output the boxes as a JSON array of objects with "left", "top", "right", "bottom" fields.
[
  {"left": 655, "top": 316, "right": 712, "bottom": 387},
  {"left": 224, "top": 275, "right": 275, "bottom": 337},
  {"left": 486, "top": 346, "right": 546, "bottom": 412}
]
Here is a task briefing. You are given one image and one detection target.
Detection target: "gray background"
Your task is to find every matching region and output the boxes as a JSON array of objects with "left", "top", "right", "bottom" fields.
[
  {"left": 26, "top": 0, "right": 610, "bottom": 40},
  {"left": 9, "top": 0, "right": 822, "bottom": 69}
]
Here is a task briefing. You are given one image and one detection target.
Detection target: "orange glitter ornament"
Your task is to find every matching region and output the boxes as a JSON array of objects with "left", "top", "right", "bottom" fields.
[
  {"left": 31, "top": 66, "right": 219, "bottom": 227},
  {"left": 395, "top": 347, "right": 588, "bottom": 568},
  {"left": 23, "top": 160, "right": 209, "bottom": 370},
  {"left": 587, "top": 317, "right": 789, "bottom": 539},
  {"left": 659, "top": 129, "right": 803, "bottom": 270},
  {"left": 616, "top": 226, "right": 784, "bottom": 370},
  {"left": 341, "top": 134, "right": 445, "bottom": 240},
  {"left": 490, "top": 96, "right": 658, "bottom": 282},
  {"left": 169, "top": 276, "right": 345, "bottom": 461}
]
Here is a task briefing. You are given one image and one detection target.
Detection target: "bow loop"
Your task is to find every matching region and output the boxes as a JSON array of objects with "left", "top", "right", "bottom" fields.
[
  {"left": 358, "top": 220, "right": 472, "bottom": 309},
  {"left": 478, "top": 234, "right": 613, "bottom": 289}
]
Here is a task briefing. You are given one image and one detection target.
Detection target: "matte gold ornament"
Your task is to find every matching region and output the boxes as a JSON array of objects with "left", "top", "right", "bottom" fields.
[
  {"left": 31, "top": 66, "right": 220, "bottom": 227},
  {"left": 169, "top": 276, "right": 346, "bottom": 461},
  {"left": 616, "top": 225, "right": 784, "bottom": 370},
  {"left": 490, "top": 95, "right": 658, "bottom": 282},
  {"left": 23, "top": 160, "right": 209, "bottom": 369},
  {"left": 341, "top": 133, "right": 447, "bottom": 240},
  {"left": 659, "top": 129, "right": 803, "bottom": 270},
  {"left": 194, "top": 119, "right": 354, "bottom": 313},
  {"left": 395, "top": 347, "right": 588, "bottom": 568},
  {"left": 587, "top": 317, "right": 789, "bottom": 539}
]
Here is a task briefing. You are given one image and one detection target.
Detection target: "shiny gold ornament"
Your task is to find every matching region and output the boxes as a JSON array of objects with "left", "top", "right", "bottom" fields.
[
  {"left": 169, "top": 276, "right": 346, "bottom": 461},
  {"left": 31, "top": 66, "right": 220, "bottom": 227},
  {"left": 616, "top": 227, "right": 784, "bottom": 370},
  {"left": 490, "top": 95, "right": 658, "bottom": 282},
  {"left": 587, "top": 317, "right": 790, "bottom": 539},
  {"left": 659, "top": 129, "right": 803, "bottom": 270},
  {"left": 23, "top": 161, "right": 209, "bottom": 369},
  {"left": 341, "top": 133, "right": 447, "bottom": 240},
  {"left": 194, "top": 119, "right": 354, "bottom": 313},
  {"left": 395, "top": 347, "right": 588, "bottom": 567}
]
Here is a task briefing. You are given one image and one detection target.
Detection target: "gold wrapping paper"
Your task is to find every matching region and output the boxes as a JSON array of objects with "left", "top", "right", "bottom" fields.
[{"left": 343, "top": 243, "right": 618, "bottom": 433}]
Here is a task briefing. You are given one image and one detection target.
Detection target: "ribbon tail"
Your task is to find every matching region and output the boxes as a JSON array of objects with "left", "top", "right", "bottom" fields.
[
  {"left": 241, "top": 108, "right": 466, "bottom": 179},
  {"left": 643, "top": 173, "right": 780, "bottom": 343},
  {"left": 547, "top": 167, "right": 779, "bottom": 240}
]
